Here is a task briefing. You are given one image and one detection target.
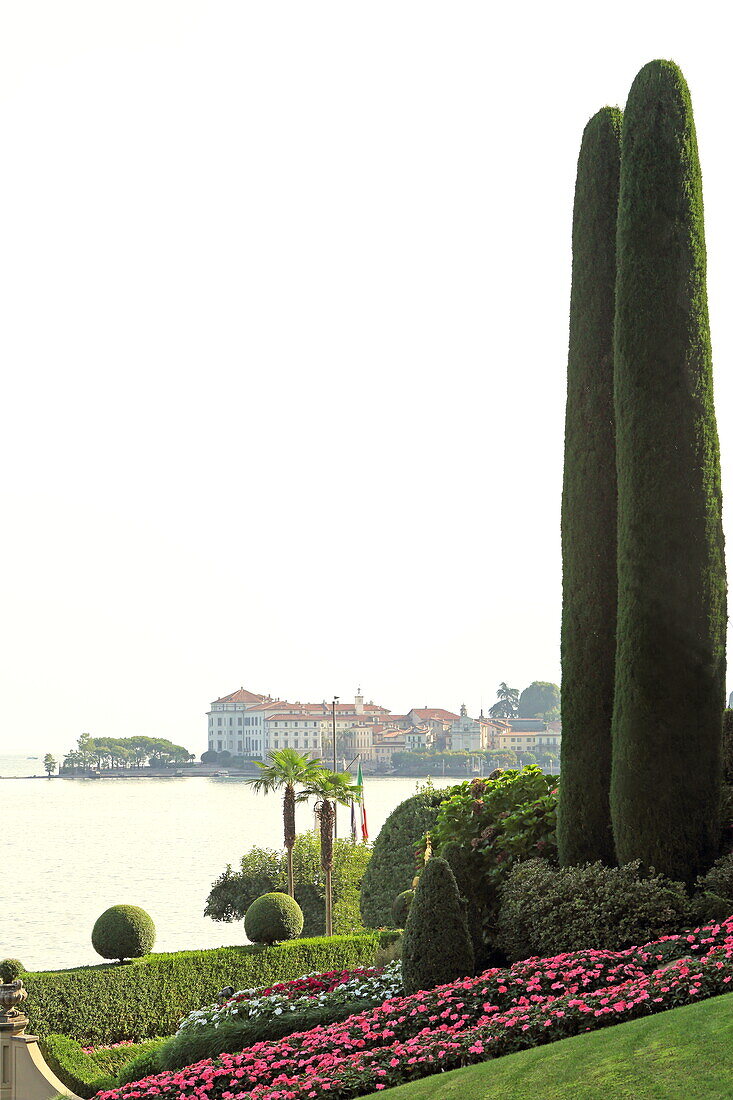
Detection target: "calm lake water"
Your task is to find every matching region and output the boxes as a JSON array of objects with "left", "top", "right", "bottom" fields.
[{"left": 0, "top": 755, "right": 443, "bottom": 971}]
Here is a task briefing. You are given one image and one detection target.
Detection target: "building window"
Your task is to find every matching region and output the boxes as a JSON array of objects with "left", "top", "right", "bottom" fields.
[
  {"left": 238, "top": 741, "right": 243, "bottom": 752},
  {"left": 238, "top": 717, "right": 242, "bottom": 726},
  {"left": 217, "top": 740, "right": 222, "bottom": 751},
  {"left": 218, "top": 717, "right": 222, "bottom": 726}
]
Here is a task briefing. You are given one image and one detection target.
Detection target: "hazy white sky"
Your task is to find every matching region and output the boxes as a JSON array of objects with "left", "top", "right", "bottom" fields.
[{"left": 2, "top": 2, "right": 732, "bottom": 757}]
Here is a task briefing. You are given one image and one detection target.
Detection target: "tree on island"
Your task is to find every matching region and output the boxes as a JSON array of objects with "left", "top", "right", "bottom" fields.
[
  {"left": 43, "top": 753, "right": 56, "bottom": 778},
  {"left": 611, "top": 60, "right": 726, "bottom": 883},
  {"left": 246, "top": 748, "right": 326, "bottom": 898},
  {"left": 489, "top": 683, "right": 520, "bottom": 718},
  {"left": 518, "top": 682, "right": 560, "bottom": 719}
]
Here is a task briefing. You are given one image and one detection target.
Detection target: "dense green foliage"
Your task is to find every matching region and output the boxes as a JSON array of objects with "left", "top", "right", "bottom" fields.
[
  {"left": 244, "top": 892, "right": 304, "bottom": 944},
  {"left": 359, "top": 996, "right": 733, "bottom": 1100},
  {"left": 518, "top": 682, "right": 560, "bottom": 719},
  {"left": 723, "top": 710, "right": 733, "bottom": 783},
  {"left": 441, "top": 841, "right": 486, "bottom": 965},
  {"left": 39, "top": 1034, "right": 116, "bottom": 1098},
  {"left": 22, "top": 934, "right": 385, "bottom": 1045},
  {"left": 426, "top": 770, "right": 557, "bottom": 930},
  {"left": 205, "top": 831, "right": 370, "bottom": 936},
  {"left": 359, "top": 786, "right": 447, "bottom": 927},
  {"left": 0, "top": 958, "right": 25, "bottom": 982},
  {"left": 611, "top": 60, "right": 726, "bottom": 882},
  {"left": 558, "top": 106, "right": 621, "bottom": 867},
  {"left": 402, "top": 857, "right": 473, "bottom": 996},
  {"left": 91, "top": 905, "right": 156, "bottom": 962},
  {"left": 695, "top": 850, "right": 733, "bottom": 915},
  {"left": 497, "top": 859, "right": 692, "bottom": 962},
  {"left": 62, "top": 731, "right": 193, "bottom": 772}
]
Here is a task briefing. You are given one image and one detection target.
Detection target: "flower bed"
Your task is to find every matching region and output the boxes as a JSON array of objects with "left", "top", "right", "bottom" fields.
[
  {"left": 97, "top": 916, "right": 733, "bottom": 1100},
  {"left": 178, "top": 964, "right": 403, "bottom": 1033}
]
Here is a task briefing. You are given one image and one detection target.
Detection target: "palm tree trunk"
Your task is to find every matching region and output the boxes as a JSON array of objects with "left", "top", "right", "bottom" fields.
[
  {"left": 319, "top": 799, "right": 335, "bottom": 935},
  {"left": 325, "top": 867, "right": 333, "bottom": 936},
  {"left": 284, "top": 784, "right": 296, "bottom": 898}
]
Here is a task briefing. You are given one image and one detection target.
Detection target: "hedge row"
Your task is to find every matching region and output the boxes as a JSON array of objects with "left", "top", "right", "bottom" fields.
[
  {"left": 39, "top": 1034, "right": 116, "bottom": 1098},
  {"left": 25, "top": 933, "right": 385, "bottom": 1045}
]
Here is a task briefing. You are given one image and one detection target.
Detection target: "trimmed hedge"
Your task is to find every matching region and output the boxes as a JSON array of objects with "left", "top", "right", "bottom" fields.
[
  {"left": 23, "top": 933, "right": 385, "bottom": 1045},
  {"left": 39, "top": 1035, "right": 116, "bottom": 1098}
]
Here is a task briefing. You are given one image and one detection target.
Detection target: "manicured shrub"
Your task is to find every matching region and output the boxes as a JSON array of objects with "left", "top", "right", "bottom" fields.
[
  {"left": 441, "top": 841, "right": 486, "bottom": 965},
  {"left": 23, "top": 933, "right": 385, "bottom": 1045},
  {"left": 359, "top": 786, "right": 447, "bottom": 928},
  {"left": 244, "top": 893, "right": 304, "bottom": 945},
  {"left": 558, "top": 105, "right": 621, "bottom": 868},
  {"left": 497, "top": 858, "right": 692, "bottom": 962},
  {"left": 612, "top": 60, "right": 726, "bottom": 883},
  {"left": 39, "top": 1034, "right": 116, "bottom": 1098},
  {"left": 391, "top": 890, "right": 414, "bottom": 926},
  {"left": 401, "top": 857, "right": 473, "bottom": 996},
  {"left": 117, "top": 1045, "right": 164, "bottom": 1086},
  {"left": 0, "top": 958, "right": 25, "bottom": 982},
  {"left": 206, "top": 832, "right": 370, "bottom": 936},
  {"left": 92, "top": 905, "right": 156, "bottom": 963}
]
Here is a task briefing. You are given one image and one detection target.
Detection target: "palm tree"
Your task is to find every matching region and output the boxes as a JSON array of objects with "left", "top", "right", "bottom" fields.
[
  {"left": 246, "top": 748, "right": 325, "bottom": 897},
  {"left": 302, "top": 770, "right": 362, "bottom": 935}
]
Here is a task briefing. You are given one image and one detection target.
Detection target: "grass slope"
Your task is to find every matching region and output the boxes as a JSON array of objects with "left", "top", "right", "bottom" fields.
[{"left": 362, "top": 994, "right": 733, "bottom": 1099}]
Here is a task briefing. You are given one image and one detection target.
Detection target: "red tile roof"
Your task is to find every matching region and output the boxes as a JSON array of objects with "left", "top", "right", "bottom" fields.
[
  {"left": 410, "top": 708, "right": 461, "bottom": 721},
  {"left": 214, "top": 688, "right": 269, "bottom": 705}
]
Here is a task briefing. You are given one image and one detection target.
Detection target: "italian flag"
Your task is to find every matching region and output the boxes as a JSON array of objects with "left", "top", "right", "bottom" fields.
[{"left": 357, "top": 761, "right": 368, "bottom": 841}]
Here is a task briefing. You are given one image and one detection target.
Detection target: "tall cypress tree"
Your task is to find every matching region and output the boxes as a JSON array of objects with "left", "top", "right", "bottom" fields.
[
  {"left": 557, "top": 107, "right": 621, "bottom": 867},
  {"left": 611, "top": 60, "right": 726, "bottom": 882}
]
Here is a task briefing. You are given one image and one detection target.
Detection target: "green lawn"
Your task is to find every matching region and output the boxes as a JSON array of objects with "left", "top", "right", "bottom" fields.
[{"left": 362, "top": 994, "right": 733, "bottom": 1099}]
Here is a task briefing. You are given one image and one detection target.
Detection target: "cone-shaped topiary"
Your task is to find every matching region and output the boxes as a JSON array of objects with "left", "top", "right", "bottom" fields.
[
  {"left": 244, "top": 892, "right": 304, "bottom": 945},
  {"left": 401, "top": 856, "right": 474, "bottom": 996},
  {"left": 558, "top": 106, "right": 622, "bottom": 868},
  {"left": 611, "top": 60, "right": 726, "bottom": 883},
  {"left": 91, "top": 905, "right": 156, "bottom": 963}
]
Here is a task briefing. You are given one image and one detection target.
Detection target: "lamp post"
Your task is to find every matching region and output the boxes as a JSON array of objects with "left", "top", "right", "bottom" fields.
[{"left": 332, "top": 696, "right": 339, "bottom": 838}]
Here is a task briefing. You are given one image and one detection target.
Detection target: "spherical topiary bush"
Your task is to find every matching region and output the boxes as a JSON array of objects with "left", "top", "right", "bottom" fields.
[
  {"left": 391, "top": 890, "right": 414, "bottom": 926},
  {"left": 92, "top": 905, "right": 156, "bottom": 963},
  {"left": 244, "top": 892, "right": 304, "bottom": 945},
  {"left": 0, "top": 959, "right": 25, "bottom": 983}
]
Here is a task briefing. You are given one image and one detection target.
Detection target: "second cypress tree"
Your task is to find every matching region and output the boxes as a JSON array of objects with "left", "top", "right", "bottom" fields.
[
  {"left": 558, "top": 106, "right": 621, "bottom": 867},
  {"left": 611, "top": 60, "right": 726, "bottom": 883}
]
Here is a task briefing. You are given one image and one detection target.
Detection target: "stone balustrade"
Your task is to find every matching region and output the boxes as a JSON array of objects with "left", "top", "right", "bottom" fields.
[{"left": 0, "top": 981, "right": 81, "bottom": 1100}]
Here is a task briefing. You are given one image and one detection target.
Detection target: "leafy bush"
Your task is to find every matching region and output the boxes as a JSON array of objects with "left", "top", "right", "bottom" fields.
[
  {"left": 206, "top": 832, "right": 370, "bottom": 936},
  {"left": 425, "top": 768, "right": 558, "bottom": 949},
  {"left": 91, "top": 905, "right": 156, "bottom": 962},
  {"left": 497, "top": 858, "right": 692, "bottom": 962},
  {"left": 244, "top": 893, "right": 304, "bottom": 944},
  {"left": 116, "top": 1044, "right": 166, "bottom": 1086},
  {"left": 39, "top": 1034, "right": 116, "bottom": 1098},
  {"left": 391, "top": 890, "right": 414, "bottom": 925},
  {"left": 402, "top": 857, "right": 473, "bottom": 996},
  {"left": 360, "top": 785, "right": 447, "bottom": 927},
  {"left": 0, "top": 958, "right": 25, "bottom": 982},
  {"left": 23, "top": 933, "right": 387, "bottom": 1045}
]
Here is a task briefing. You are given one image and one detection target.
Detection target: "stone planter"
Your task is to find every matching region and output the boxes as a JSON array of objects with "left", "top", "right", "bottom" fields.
[{"left": 0, "top": 981, "right": 27, "bottom": 1020}]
